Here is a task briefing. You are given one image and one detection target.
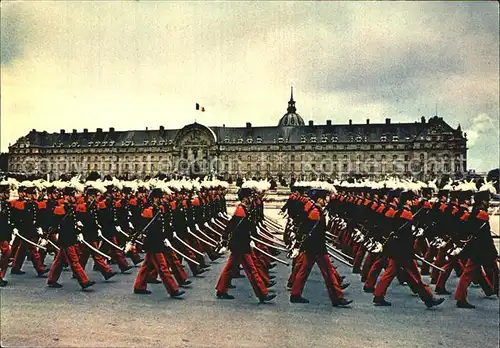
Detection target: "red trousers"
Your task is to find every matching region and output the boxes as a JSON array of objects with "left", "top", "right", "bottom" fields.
[
  {"left": 101, "top": 236, "right": 130, "bottom": 271},
  {"left": 48, "top": 244, "right": 89, "bottom": 284},
  {"left": 149, "top": 250, "right": 188, "bottom": 285},
  {"left": 134, "top": 252, "right": 179, "bottom": 294},
  {"left": 352, "top": 244, "right": 366, "bottom": 272},
  {"left": 251, "top": 251, "right": 269, "bottom": 286},
  {"left": 215, "top": 252, "right": 268, "bottom": 298},
  {"left": 79, "top": 241, "right": 113, "bottom": 274},
  {"left": 290, "top": 252, "right": 344, "bottom": 302},
  {"left": 0, "top": 241, "right": 12, "bottom": 278},
  {"left": 12, "top": 238, "right": 45, "bottom": 273},
  {"left": 374, "top": 258, "right": 432, "bottom": 301},
  {"left": 361, "top": 253, "right": 376, "bottom": 282},
  {"left": 435, "top": 256, "right": 464, "bottom": 289},
  {"left": 421, "top": 246, "right": 437, "bottom": 274},
  {"left": 455, "top": 259, "right": 494, "bottom": 301}
]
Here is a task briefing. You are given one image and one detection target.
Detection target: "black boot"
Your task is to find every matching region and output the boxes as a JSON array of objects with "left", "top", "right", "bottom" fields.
[
  {"left": 332, "top": 298, "right": 353, "bottom": 307},
  {"left": 170, "top": 289, "right": 185, "bottom": 299},
  {"left": 424, "top": 297, "right": 445, "bottom": 308},
  {"left": 363, "top": 286, "right": 374, "bottom": 293},
  {"left": 456, "top": 300, "right": 475, "bottom": 309},
  {"left": 81, "top": 280, "right": 96, "bottom": 290},
  {"left": 194, "top": 268, "right": 208, "bottom": 276},
  {"left": 290, "top": 295, "right": 309, "bottom": 303},
  {"left": 216, "top": 292, "right": 235, "bottom": 300},
  {"left": 267, "top": 280, "right": 276, "bottom": 289},
  {"left": 37, "top": 269, "right": 50, "bottom": 278},
  {"left": 373, "top": 296, "right": 391, "bottom": 306},
  {"left": 47, "top": 281, "right": 63, "bottom": 288},
  {"left": 103, "top": 271, "right": 117, "bottom": 281},
  {"left": 10, "top": 269, "right": 25, "bottom": 275},
  {"left": 180, "top": 280, "right": 192, "bottom": 288},
  {"left": 134, "top": 288, "right": 152, "bottom": 295},
  {"left": 268, "top": 263, "right": 277, "bottom": 270},
  {"left": 340, "top": 282, "right": 350, "bottom": 290},
  {"left": 120, "top": 265, "right": 133, "bottom": 274},
  {"left": 0, "top": 278, "right": 8, "bottom": 287},
  {"left": 259, "top": 293, "right": 276, "bottom": 303},
  {"left": 228, "top": 284, "right": 236, "bottom": 289}
]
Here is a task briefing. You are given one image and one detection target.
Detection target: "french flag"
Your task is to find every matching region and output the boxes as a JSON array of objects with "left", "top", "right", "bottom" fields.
[{"left": 195, "top": 103, "right": 205, "bottom": 112}]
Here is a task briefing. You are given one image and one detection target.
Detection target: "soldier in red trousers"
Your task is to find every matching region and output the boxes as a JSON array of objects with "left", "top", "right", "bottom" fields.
[
  {"left": 0, "top": 181, "right": 14, "bottom": 287},
  {"left": 215, "top": 185, "right": 276, "bottom": 303},
  {"left": 133, "top": 186, "right": 185, "bottom": 298},
  {"left": 47, "top": 186, "right": 95, "bottom": 290},
  {"left": 290, "top": 184, "right": 352, "bottom": 307}
]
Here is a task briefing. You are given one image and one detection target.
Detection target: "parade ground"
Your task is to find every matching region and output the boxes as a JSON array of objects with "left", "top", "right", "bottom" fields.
[{"left": 1, "top": 210, "right": 498, "bottom": 348}]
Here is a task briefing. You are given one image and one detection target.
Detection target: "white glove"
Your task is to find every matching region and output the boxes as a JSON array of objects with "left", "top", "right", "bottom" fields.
[
  {"left": 250, "top": 241, "right": 256, "bottom": 248},
  {"left": 186, "top": 227, "right": 192, "bottom": 234},
  {"left": 173, "top": 231, "right": 178, "bottom": 239},
  {"left": 358, "top": 235, "right": 365, "bottom": 243},
  {"left": 204, "top": 222, "right": 210, "bottom": 228},
  {"left": 372, "top": 242, "right": 383, "bottom": 253},
  {"left": 411, "top": 225, "right": 416, "bottom": 232},
  {"left": 291, "top": 248, "right": 299, "bottom": 258},
  {"left": 97, "top": 229, "right": 103, "bottom": 237},
  {"left": 195, "top": 224, "right": 200, "bottom": 231},
  {"left": 115, "top": 225, "right": 122, "bottom": 233},
  {"left": 39, "top": 238, "right": 48, "bottom": 247},
  {"left": 77, "top": 233, "right": 84, "bottom": 242},
  {"left": 450, "top": 247, "right": 463, "bottom": 256},
  {"left": 416, "top": 228, "right": 424, "bottom": 237},
  {"left": 278, "top": 211, "right": 284, "bottom": 216},
  {"left": 164, "top": 238, "right": 172, "bottom": 247},
  {"left": 37, "top": 227, "right": 44, "bottom": 236},
  {"left": 76, "top": 221, "right": 84, "bottom": 228},
  {"left": 128, "top": 211, "right": 132, "bottom": 216},
  {"left": 211, "top": 218, "right": 216, "bottom": 224},
  {"left": 219, "top": 246, "right": 228, "bottom": 254},
  {"left": 13, "top": 228, "right": 19, "bottom": 235},
  {"left": 129, "top": 222, "right": 134, "bottom": 230},
  {"left": 124, "top": 242, "right": 134, "bottom": 253}
]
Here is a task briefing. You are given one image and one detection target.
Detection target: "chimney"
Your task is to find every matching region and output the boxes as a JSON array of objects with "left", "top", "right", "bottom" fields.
[
  {"left": 96, "top": 128, "right": 102, "bottom": 133},
  {"left": 145, "top": 127, "right": 148, "bottom": 131},
  {"left": 72, "top": 129, "right": 77, "bottom": 134},
  {"left": 159, "top": 126, "right": 165, "bottom": 132},
  {"left": 223, "top": 124, "right": 225, "bottom": 128},
  {"left": 246, "top": 122, "right": 252, "bottom": 128},
  {"left": 60, "top": 129, "right": 65, "bottom": 134},
  {"left": 83, "top": 128, "right": 88, "bottom": 133},
  {"left": 421, "top": 116, "right": 426, "bottom": 124},
  {"left": 366, "top": 119, "right": 370, "bottom": 124},
  {"left": 385, "top": 118, "right": 391, "bottom": 124},
  {"left": 308, "top": 120, "right": 314, "bottom": 126},
  {"left": 109, "top": 127, "right": 115, "bottom": 133},
  {"left": 349, "top": 119, "right": 352, "bottom": 125},
  {"left": 326, "top": 120, "right": 332, "bottom": 126}
]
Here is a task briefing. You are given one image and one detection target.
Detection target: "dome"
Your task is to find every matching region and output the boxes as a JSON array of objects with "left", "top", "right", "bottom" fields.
[{"left": 278, "top": 87, "right": 305, "bottom": 127}]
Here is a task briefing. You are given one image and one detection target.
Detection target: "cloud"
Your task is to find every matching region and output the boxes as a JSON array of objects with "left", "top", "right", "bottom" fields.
[{"left": 0, "top": 2, "right": 498, "bottom": 172}]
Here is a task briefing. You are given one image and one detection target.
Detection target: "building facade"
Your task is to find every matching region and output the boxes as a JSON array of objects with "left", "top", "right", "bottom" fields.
[{"left": 8, "top": 89, "right": 467, "bottom": 181}]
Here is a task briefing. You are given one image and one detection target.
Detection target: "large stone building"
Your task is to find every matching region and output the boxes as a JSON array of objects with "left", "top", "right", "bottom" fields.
[{"left": 8, "top": 89, "right": 467, "bottom": 181}]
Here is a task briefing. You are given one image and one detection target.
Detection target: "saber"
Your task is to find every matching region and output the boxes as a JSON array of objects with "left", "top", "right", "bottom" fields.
[
  {"left": 204, "top": 222, "right": 223, "bottom": 237},
  {"left": 328, "top": 250, "right": 354, "bottom": 267},
  {"left": 14, "top": 230, "right": 46, "bottom": 250},
  {"left": 215, "top": 217, "right": 228, "bottom": 226},
  {"left": 264, "top": 217, "right": 283, "bottom": 231},
  {"left": 264, "top": 215, "right": 281, "bottom": 226},
  {"left": 253, "top": 245, "right": 289, "bottom": 266},
  {"left": 80, "top": 238, "right": 112, "bottom": 260},
  {"left": 257, "top": 229, "right": 287, "bottom": 248},
  {"left": 47, "top": 238, "right": 60, "bottom": 251},
  {"left": 415, "top": 253, "right": 445, "bottom": 273},
  {"left": 187, "top": 229, "right": 217, "bottom": 248},
  {"left": 326, "top": 244, "right": 354, "bottom": 262},
  {"left": 99, "top": 233, "right": 123, "bottom": 251},
  {"left": 250, "top": 235, "right": 289, "bottom": 252},
  {"left": 262, "top": 222, "right": 282, "bottom": 234},
  {"left": 213, "top": 220, "right": 226, "bottom": 231},
  {"left": 164, "top": 238, "right": 200, "bottom": 266},
  {"left": 195, "top": 225, "right": 219, "bottom": 244},
  {"left": 174, "top": 235, "right": 205, "bottom": 257}
]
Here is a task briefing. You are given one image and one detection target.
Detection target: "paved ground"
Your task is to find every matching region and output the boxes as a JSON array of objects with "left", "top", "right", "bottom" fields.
[{"left": 1, "top": 211, "right": 499, "bottom": 348}]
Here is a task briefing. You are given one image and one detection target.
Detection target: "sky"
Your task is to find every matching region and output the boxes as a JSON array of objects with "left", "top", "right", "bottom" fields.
[{"left": 1, "top": 1, "right": 498, "bottom": 172}]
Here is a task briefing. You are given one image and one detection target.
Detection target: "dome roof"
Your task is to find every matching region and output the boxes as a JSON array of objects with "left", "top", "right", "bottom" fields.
[{"left": 277, "top": 87, "right": 305, "bottom": 127}]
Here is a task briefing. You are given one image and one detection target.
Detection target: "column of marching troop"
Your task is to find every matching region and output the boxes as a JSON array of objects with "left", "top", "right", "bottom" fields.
[
  {"left": 0, "top": 176, "right": 232, "bottom": 295},
  {"left": 281, "top": 177, "right": 497, "bottom": 309}
]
